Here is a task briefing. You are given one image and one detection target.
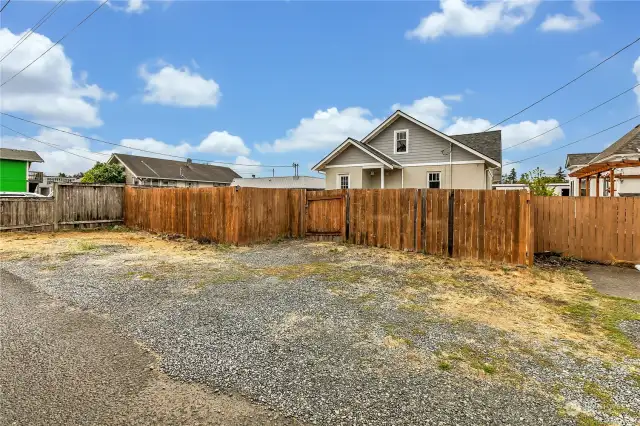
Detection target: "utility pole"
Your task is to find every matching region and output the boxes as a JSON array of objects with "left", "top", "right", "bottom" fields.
[{"left": 272, "top": 168, "right": 275, "bottom": 177}]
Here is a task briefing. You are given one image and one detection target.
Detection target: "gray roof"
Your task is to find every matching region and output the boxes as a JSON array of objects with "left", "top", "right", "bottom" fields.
[
  {"left": 349, "top": 138, "right": 403, "bottom": 167},
  {"left": 231, "top": 176, "right": 325, "bottom": 190},
  {"left": 590, "top": 124, "right": 640, "bottom": 164},
  {"left": 565, "top": 153, "right": 599, "bottom": 168},
  {"left": 0, "top": 148, "right": 44, "bottom": 162},
  {"left": 450, "top": 130, "right": 502, "bottom": 164},
  {"left": 111, "top": 153, "right": 240, "bottom": 183}
]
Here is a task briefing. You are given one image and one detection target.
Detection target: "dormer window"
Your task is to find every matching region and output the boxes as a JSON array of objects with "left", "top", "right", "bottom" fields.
[{"left": 394, "top": 129, "right": 408, "bottom": 154}]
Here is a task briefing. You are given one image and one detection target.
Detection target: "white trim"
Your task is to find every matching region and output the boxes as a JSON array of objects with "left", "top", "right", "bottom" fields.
[
  {"left": 394, "top": 129, "right": 409, "bottom": 155},
  {"left": 401, "top": 168, "right": 404, "bottom": 188},
  {"left": 312, "top": 138, "right": 395, "bottom": 171},
  {"left": 427, "top": 171, "right": 441, "bottom": 189},
  {"left": 336, "top": 173, "right": 350, "bottom": 189},
  {"left": 402, "top": 160, "right": 484, "bottom": 166},
  {"left": 380, "top": 167, "right": 385, "bottom": 188},
  {"left": 360, "top": 110, "right": 501, "bottom": 168},
  {"left": 325, "top": 163, "right": 382, "bottom": 169}
]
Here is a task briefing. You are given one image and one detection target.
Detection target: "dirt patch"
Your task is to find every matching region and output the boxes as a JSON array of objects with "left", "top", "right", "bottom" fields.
[{"left": 581, "top": 264, "right": 640, "bottom": 301}]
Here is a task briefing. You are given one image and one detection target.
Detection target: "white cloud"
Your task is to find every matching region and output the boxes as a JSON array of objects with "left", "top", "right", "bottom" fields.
[
  {"left": 139, "top": 62, "right": 221, "bottom": 107},
  {"left": 406, "top": 0, "right": 540, "bottom": 41},
  {"left": 444, "top": 117, "right": 564, "bottom": 149},
  {"left": 119, "top": 137, "right": 194, "bottom": 159},
  {"left": 634, "top": 56, "right": 640, "bottom": 108},
  {"left": 231, "top": 156, "right": 262, "bottom": 176},
  {"left": 0, "top": 28, "right": 115, "bottom": 128},
  {"left": 256, "top": 107, "right": 381, "bottom": 153},
  {"left": 107, "top": 0, "right": 149, "bottom": 14},
  {"left": 539, "top": 0, "right": 600, "bottom": 32},
  {"left": 391, "top": 96, "right": 450, "bottom": 129},
  {"left": 197, "top": 131, "right": 250, "bottom": 156}
]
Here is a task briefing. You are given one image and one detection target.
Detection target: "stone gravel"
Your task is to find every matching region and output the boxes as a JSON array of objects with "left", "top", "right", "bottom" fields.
[{"left": 3, "top": 236, "right": 639, "bottom": 425}]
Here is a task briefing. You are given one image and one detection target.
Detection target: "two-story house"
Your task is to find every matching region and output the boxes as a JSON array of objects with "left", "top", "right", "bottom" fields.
[{"left": 312, "top": 110, "right": 502, "bottom": 190}]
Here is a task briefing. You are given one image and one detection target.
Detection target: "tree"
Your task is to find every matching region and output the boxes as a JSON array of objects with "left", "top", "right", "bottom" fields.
[
  {"left": 554, "top": 167, "right": 567, "bottom": 182},
  {"left": 73, "top": 172, "right": 84, "bottom": 179},
  {"left": 80, "top": 162, "right": 125, "bottom": 184},
  {"left": 58, "top": 172, "right": 68, "bottom": 177},
  {"left": 519, "top": 167, "right": 556, "bottom": 196},
  {"left": 504, "top": 168, "right": 518, "bottom": 184}
]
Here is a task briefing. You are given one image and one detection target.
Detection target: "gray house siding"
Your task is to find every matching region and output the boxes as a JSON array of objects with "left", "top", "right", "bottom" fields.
[
  {"left": 326, "top": 144, "right": 378, "bottom": 166},
  {"left": 367, "top": 117, "right": 484, "bottom": 164}
]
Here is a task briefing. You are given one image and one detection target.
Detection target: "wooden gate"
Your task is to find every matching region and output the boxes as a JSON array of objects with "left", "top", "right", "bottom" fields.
[{"left": 305, "top": 189, "right": 347, "bottom": 240}]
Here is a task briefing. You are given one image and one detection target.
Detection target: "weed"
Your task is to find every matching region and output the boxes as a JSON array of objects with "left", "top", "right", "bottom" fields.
[
  {"left": 628, "top": 372, "right": 640, "bottom": 388},
  {"left": 139, "top": 272, "right": 155, "bottom": 280},
  {"left": 358, "top": 293, "right": 376, "bottom": 303},
  {"left": 41, "top": 265, "right": 58, "bottom": 271},
  {"left": 411, "top": 328, "right": 426, "bottom": 336},
  {"left": 398, "top": 303, "right": 424, "bottom": 313},
  {"left": 76, "top": 241, "right": 98, "bottom": 251},
  {"left": 576, "top": 413, "right": 605, "bottom": 426},
  {"left": 482, "top": 363, "right": 496, "bottom": 374},
  {"left": 438, "top": 360, "right": 452, "bottom": 371}
]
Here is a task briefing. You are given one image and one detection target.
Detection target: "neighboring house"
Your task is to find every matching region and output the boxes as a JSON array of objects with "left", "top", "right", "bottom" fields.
[
  {"left": 0, "top": 148, "right": 44, "bottom": 192},
  {"left": 566, "top": 125, "right": 640, "bottom": 197},
  {"left": 231, "top": 176, "right": 325, "bottom": 190},
  {"left": 35, "top": 176, "right": 80, "bottom": 196},
  {"left": 312, "top": 110, "right": 502, "bottom": 190},
  {"left": 108, "top": 154, "right": 240, "bottom": 187},
  {"left": 493, "top": 183, "right": 570, "bottom": 196}
]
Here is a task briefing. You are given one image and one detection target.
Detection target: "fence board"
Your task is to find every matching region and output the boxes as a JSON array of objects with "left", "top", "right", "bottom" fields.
[{"left": 533, "top": 195, "right": 640, "bottom": 263}]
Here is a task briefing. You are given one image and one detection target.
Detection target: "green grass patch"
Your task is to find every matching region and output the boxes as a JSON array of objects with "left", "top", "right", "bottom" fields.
[
  {"left": 576, "top": 413, "right": 606, "bottom": 426},
  {"left": 438, "top": 360, "right": 452, "bottom": 371},
  {"left": 76, "top": 241, "right": 98, "bottom": 251}
]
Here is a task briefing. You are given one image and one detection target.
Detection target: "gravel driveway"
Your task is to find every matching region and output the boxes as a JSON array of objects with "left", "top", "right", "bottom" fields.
[{"left": 1, "top": 231, "right": 638, "bottom": 425}]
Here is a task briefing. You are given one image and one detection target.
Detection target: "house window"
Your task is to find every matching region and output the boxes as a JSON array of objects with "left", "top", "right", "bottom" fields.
[
  {"left": 570, "top": 181, "right": 574, "bottom": 196},
  {"left": 580, "top": 179, "right": 586, "bottom": 196},
  {"left": 561, "top": 188, "right": 569, "bottom": 196},
  {"left": 338, "top": 174, "right": 350, "bottom": 189},
  {"left": 604, "top": 179, "right": 610, "bottom": 196},
  {"left": 428, "top": 172, "right": 441, "bottom": 189},
  {"left": 394, "top": 129, "right": 408, "bottom": 154}
]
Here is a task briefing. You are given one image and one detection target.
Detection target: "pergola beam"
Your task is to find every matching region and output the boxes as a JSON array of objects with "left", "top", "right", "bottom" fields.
[{"left": 568, "top": 159, "right": 640, "bottom": 179}]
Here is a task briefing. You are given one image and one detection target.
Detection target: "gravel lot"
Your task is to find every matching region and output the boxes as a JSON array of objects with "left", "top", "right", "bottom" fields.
[{"left": 1, "top": 230, "right": 639, "bottom": 425}]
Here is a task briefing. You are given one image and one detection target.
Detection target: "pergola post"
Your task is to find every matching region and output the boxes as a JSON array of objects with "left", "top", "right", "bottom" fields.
[
  {"left": 595, "top": 173, "right": 600, "bottom": 197},
  {"left": 578, "top": 178, "right": 582, "bottom": 196},
  {"left": 586, "top": 176, "right": 590, "bottom": 197},
  {"left": 609, "top": 169, "right": 615, "bottom": 197}
]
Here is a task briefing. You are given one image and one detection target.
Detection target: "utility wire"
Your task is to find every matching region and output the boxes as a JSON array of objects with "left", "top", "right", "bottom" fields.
[
  {"left": 2, "top": 124, "right": 101, "bottom": 162},
  {"left": 1, "top": 112, "right": 294, "bottom": 168},
  {"left": 485, "top": 35, "right": 640, "bottom": 132},
  {"left": 0, "top": 0, "right": 67, "bottom": 64},
  {"left": 0, "top": 0, "right": 107, "bottom": 88},
  {"left": 502, "top": 114, "right": 640, "bottom": 168},
  {"left": 0, "top": 0, "right": 11, "bottom": 13},
  {"left": 503, "top": 82, "right": 640, "bottom": 151}
]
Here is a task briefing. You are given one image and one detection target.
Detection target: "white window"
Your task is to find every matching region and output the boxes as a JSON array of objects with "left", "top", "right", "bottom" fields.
[
  {"left": 394, "top": 129, "right": 408, "bottom": 154},
  {"left": 428, "top": 172, "right": 441, "bottom": 189},
  {"left": 337, "top": 174, "right": 350, "bottom": 189}
]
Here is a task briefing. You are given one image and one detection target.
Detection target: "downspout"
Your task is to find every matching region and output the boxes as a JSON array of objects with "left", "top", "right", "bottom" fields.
[{"left": 449, "top": 142, "right": 453, "bottom": 189}]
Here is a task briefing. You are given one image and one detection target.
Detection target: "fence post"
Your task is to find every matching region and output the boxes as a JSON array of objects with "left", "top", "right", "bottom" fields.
[
  {"left": 52, "top": 182, "right": 59, "bottom": 231},
  {"left": 447, "top": 190, "right": 455, "bottom": 257}
]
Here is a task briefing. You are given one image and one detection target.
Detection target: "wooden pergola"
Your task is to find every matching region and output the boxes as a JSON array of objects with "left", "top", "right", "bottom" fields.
[{"left": 568, "top": 159, "right": 640, "bottom": 197}]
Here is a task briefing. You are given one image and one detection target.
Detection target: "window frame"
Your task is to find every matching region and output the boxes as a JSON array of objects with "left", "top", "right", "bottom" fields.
[
  {"left": 337, "top": 173, "right": 350, "bottom": 189},
  {"left": 394, "top": 129, "right": 409, "bottom": 154},
  {"left": 427, "top": 172, "right": 441, "bottom": 189}
]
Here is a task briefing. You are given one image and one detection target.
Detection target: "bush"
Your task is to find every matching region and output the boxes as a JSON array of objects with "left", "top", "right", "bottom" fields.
[{"left": 80, "top": 162, "right": 125, "bottom": 184}]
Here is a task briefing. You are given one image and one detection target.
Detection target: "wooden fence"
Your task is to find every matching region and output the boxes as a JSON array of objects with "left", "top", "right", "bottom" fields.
[
  {"left": 124, "top": 186, "right": 533, "bottom": 265},
  {"left": 346, "top": 189, "right": 533, "bottom": 265},
  {"left": 0, "top": 184, "right": 124, "bottom": 231},
  {"left": 124, "top": 186, "right": 305, "bottom": 245},
  {"left": 533, "top": 196, "right": 640, "bottom": 263}
]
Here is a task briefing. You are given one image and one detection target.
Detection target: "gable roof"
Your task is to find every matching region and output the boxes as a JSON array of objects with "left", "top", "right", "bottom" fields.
[
  {"left": 589, "top": 125, "right": 640, "bottom": 164},
  {"left": 450, "top": 130, "right": 502, "bottom": 166},
  {"left": 0, "top": 148, "right": 44, "bottom": 163},
  {"left": 565, "top": 153, "right": 599, "bottom": 168},
  {"left": 231, "top": 176, "right": 325, "bottom": 189},
  {"left": 311, "top": 137, "right": 402, "bottom": 171},
  {"left": 360, "top": 110, "right": 501, "bottom": 167},
  {"left": 110, "top": 153, "right": 240, "bottom": 183}
]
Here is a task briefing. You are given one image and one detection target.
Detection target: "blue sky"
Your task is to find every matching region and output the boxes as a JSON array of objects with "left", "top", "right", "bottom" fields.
[{"left": 1, "top": 0, "right": 639, "bottom": 178}]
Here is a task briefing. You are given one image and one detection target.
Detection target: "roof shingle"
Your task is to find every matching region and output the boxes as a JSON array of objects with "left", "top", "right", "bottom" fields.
[
  {"left": 589, "top": 125, "right": 640, "bottom": 164},
  {"left": 111, "top": 154, "right": 240, "bottom": 183},
  {"left": 0, "top": 148, "right": 44, "bottom": 163}
]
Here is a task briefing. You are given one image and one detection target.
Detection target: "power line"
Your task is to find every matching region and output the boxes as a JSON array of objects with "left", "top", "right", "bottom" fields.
[
  {"left": 0, "top": 0, "right": 107, "bottom": 88},
  {"left": 503, "top": 82, "right": 640, "bottom": 151},
  {"left": 0, "top": 0, "right": 67, "bottom": 64},
  {"left": 2, "top": 124, "right": 101, "bottom": 162},
  {"left": 0, "top": 0, "right": 11, "bottom": 13},
  {"left": 1, "top": 112, "right": 294, "bottom": 168},
  {"left": 485, "top": 35, "right": 640, "bottom": 132},
  {"left": 503, "top": 113, "right": 640, "bottom": 168}
]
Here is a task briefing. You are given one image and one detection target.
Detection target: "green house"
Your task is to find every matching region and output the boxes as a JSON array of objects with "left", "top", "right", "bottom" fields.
[{"left": 0, "top": 148, "right": 44, "bottom": 193}]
